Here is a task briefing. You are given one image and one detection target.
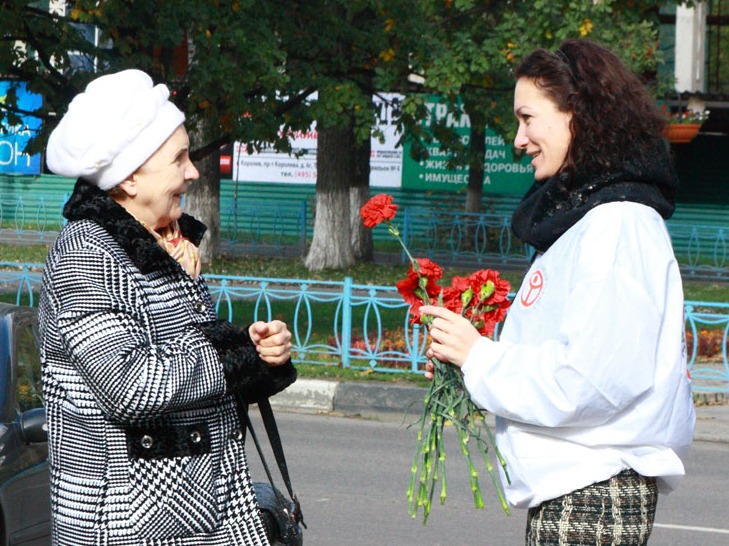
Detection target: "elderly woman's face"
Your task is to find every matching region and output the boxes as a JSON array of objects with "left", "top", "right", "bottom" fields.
[
  {"left": 127, "top": 125, "right": 199, "bottom": 230},
  {"left": 513, "top": 77, "right": 572, "bottom": 181}
]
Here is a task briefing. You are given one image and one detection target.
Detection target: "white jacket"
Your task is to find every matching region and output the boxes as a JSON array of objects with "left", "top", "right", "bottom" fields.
[{"left": 462, "top": 201, "right": 696, "bottom": 509}]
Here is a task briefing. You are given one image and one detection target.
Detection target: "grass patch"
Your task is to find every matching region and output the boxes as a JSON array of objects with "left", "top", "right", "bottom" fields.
[
  {"left": 210, "top": 253, "right": 527, "bottom": 289},
  {"left": 295, "top": 363, "right": 431, "bottom": 388},
  {"left": 682, "top": 281, "right": 729, "bottom": 303},
  {"left": 0, "top": 243, "right": 51, "bottom": 265},
  {"left": 0, "top": 292, "right": 36, "bottom": 306}
]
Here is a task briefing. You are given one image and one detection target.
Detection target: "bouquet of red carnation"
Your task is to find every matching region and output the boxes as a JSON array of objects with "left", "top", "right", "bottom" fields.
[{"left": 360, "top": 193, "right": 511, "bottom": 523}]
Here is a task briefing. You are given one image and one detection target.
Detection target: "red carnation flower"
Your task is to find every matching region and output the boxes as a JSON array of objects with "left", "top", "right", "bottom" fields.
[
  {"left": 415, "top": 257, "right": 443, "bottom": 282},
  {"left": 358, "top": 191, "right": 512, "bottom": 519},
  {"left": 441, "top": 286, "right": 463, "bottom": 314},
  {"left": 360, "top": 193, "right": 398, "bottom": 228},
  {"left": 396, "top": 259, "right": 443, "bottom": 324},
  {"left": 469, "top": 269, "right": 510, "bottom": 306}
]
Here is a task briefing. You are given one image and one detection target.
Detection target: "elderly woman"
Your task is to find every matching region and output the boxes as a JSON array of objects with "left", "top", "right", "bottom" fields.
[
  {"left": 40, "top": 69, "right": 295, "bottom": 546},
  {"left": 421, "top": 40, "right": 695, "bottom": 545}
]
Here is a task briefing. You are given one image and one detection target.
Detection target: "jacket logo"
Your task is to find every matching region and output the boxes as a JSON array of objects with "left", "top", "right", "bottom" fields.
[{"left": 520, "top": 270, "right": 544, "bottom": 307}]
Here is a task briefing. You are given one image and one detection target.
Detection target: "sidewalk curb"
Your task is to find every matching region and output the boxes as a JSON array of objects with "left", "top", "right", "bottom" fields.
[
  {"left": 270, "top": 378, "right": 338, "bottom": 413},
  {"left": 270, "top": 378, "right": 426, "bottom": 418},
  {"left": 271, "top": 378, "right": 729, "bottom": 444},
  {"left": 334, "top": 382, "right": 425, "bottom": 417}
]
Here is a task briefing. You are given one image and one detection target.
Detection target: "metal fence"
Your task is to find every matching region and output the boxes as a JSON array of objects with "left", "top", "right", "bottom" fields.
[
  {"left": 667, "top": 223, "right": 729, "bottom": 279},
  {"left": 2, "top": 262, "right": 728, "bottom": 394},
  {"left": 6, "top": 193, "right": 729, "bottom": 278},
  {"left": 0, "top": 195, "right": 66, "bottom": 243}
]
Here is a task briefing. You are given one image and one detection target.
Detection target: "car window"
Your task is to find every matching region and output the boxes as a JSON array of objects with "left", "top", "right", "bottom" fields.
[{"left": 16, "top": 321, "right": 43, "bottom": 412}]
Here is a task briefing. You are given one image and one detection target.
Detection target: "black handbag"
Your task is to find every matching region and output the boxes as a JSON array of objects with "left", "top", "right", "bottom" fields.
[{"left": 239, "top": 397, "right": 306, "bottom": 546}]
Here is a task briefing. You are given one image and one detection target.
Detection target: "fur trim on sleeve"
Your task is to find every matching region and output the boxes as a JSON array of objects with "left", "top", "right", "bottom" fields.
[{"left": 195, "top": 320, "right": 296, "bottom": 402}]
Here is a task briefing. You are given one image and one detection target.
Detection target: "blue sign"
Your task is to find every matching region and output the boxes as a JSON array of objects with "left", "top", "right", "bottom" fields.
[{"left": 0, "top": 81, "right": 43, "bottom": 175}]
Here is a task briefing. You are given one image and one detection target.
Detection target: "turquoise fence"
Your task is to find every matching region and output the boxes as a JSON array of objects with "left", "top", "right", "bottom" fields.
[{"left": 2, "top": 261, "right": 728, "bottom": 394}]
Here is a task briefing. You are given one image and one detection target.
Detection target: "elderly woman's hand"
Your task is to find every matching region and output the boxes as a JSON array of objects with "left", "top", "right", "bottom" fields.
[{"left": 249, "top": 320, "right": 292, "bottom": 366}]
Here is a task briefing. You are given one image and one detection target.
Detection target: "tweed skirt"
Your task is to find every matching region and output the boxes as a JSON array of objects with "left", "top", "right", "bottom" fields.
[{"left": 525, "top": 469, "right": 658, "bottom": 546}]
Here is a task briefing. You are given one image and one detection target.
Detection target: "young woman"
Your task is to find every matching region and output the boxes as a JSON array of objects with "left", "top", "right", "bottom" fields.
[
  {"left": 421, "top": 39, "right": 695, "bottom": 545},
  {"left": 41, "top": 69, "right": 295, "bottom": 546}
]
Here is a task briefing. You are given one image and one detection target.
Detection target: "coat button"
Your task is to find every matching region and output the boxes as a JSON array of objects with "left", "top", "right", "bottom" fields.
[
  {"left": 140, "top": 435, "right": 154, "bottom": 449},
  {"left": 232, "top": 428, "right": 243, "bottom": 441},
  {"left": 194, "top": 300, "right": 207, "bottom": 314},
  {"left": 189, "top": 430, "right": 203, "bottom": 444}
]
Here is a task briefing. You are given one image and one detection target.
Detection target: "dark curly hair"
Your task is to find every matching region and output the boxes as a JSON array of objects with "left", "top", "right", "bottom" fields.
[{"left": 515, "top": 39, "right": 666, "bottom": 178}]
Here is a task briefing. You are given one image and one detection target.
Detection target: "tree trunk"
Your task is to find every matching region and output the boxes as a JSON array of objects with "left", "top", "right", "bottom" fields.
[
  {"left": 350, "top": 137, "right": 372, "bottom": 262},
  {"left": 462, "top": 104, "right": 486, "bottom": 251},
  {"left": 466, "top": 116, "right": 486, "bottom": 215},
  {"left": 305, "top": 122, "right": 356, "bottom": 271},
  {"left": 185, "top": 119, "right": 221, "bottom": 264}
]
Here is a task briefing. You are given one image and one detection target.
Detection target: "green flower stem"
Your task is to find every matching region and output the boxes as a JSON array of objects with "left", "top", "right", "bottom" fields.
[
  {"left": 476, "top": 435, "right": 511, "bottom": 515},
  {"left": 384, "top": 214, "right": 509, "bottom": 522},
  {"left": 408, "top": 353, "right": 510, "bottom": 523},
  {"left": 439, "top": 439, "right": 447, "bottom": 506},
  {"left": 386, "top": 220, "right": 419, "bottom": 270},
  {"left": 457, "top": 425, "right": 484, "bottom": 509}
]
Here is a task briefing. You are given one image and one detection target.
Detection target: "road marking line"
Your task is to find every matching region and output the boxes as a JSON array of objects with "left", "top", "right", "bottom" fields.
[{"left": 654, "top": 523, "right": 729, "bottom": 535}]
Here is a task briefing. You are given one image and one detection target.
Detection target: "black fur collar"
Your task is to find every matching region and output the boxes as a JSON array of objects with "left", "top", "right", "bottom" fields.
[{"left": 63, "top": 179, "right": 207, "bottom": 275}]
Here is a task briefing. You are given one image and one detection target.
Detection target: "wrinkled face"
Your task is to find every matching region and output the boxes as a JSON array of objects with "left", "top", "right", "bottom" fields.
[
  {"left": 118, "top": 125, "right": 199, "bottom": 230},
  {"left": 513, "top": 77, "right": 573, "bottom": 181}
]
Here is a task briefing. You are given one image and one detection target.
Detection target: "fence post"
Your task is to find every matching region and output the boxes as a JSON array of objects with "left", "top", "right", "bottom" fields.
[
  {"left": 341, "top": 276, "right": 353, "bottom": 368},
  {"left": 15, "top": 264, "right": 33, "bottom": 306},
  {"left": 411, "top": 323, "right": 422, "bottom": 372}
]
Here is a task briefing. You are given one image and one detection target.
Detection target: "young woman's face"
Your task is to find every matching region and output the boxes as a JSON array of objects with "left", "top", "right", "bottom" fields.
[{"left": 513, "top": 77, "right": 573, "bottom": 181}]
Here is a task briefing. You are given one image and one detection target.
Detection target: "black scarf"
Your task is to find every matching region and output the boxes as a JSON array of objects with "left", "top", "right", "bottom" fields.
[{"left": 511, "top": 140, "right": 679, "bottom": 253}]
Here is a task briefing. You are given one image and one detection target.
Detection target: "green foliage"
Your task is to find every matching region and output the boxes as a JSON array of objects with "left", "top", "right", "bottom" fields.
[
  {"left": 0, "top": 0, "right": 692, "bottom": 261},
  {"left": 368, "top": 0, "right": 673, "bottom": 167},
  {"left": 2, "top": 0, "right": 675, "bottom": 162},
  {"left": 0, "top": 1, "right": 101, "bottom": 152}
]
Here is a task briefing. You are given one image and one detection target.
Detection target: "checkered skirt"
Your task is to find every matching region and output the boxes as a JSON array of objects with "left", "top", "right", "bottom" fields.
[{"left": 525, "top": 469, "right": 658, "bottom": 546}]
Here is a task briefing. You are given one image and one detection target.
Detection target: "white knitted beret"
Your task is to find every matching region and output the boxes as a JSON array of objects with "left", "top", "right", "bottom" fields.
[{"left": 46, "top": 69, "right": 185, "bottom": 190}]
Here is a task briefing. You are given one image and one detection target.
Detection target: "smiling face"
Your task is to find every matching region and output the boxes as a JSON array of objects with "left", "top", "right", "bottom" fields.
[
  {"left": 513, "top": 77, "right": 573, "bottom": 181},
  {"left": 114, "top": 125, "right": 199, "bottom": 230}
]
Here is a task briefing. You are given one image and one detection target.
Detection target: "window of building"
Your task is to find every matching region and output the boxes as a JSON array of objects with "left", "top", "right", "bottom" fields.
[{"left": 707, "top": 0, "right": 729, "bottom": 93}]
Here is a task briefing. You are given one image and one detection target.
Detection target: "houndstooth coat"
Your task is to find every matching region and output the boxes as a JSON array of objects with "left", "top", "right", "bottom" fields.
[{"left": 39, "top": 180, "right": 297, "bottom": 546}]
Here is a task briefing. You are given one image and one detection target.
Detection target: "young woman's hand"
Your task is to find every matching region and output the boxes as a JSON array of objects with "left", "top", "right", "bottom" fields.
[{"left": 419, "top": 305, "right": 482, "bottom": 368}]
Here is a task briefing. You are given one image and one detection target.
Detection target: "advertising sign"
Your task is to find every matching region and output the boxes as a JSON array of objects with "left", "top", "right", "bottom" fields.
[
  {"left": 233, "top": 93, "right": 403, "bottom": 187},
  {"left": 0, "top": 81, "right": 43, "bottom": 175},
  {"left": 232, "top": 92, "right": 533, "bottom": 195},
  {"left": 400, "top": 97, "right": 533, "bottom": 195}
]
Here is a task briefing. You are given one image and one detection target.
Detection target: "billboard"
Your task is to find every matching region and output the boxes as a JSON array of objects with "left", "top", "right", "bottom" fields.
[
  {"left": 232, "top": 92, "right": 533, "bottom": 194},
  {"left": 233, "top": 93, "right": 403, "bottom": 187},
  {"left": 0, "top": 81, "right": 43, "bottom": 175},
  {"left": 400, "top": 97, "right": 533, "bottom": 195}
]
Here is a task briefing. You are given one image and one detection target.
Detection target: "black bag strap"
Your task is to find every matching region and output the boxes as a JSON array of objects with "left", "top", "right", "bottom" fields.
[
  {"left": 237, "top": 395, "right": 306, "bottom": 528},
  {"left": 257, "top": 399, "right": 296, "bottom": 500}
]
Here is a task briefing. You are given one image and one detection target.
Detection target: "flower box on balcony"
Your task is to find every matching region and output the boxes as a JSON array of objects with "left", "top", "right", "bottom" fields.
[{"left": 665, "top": 123, "right": 701, "bottom": 144}]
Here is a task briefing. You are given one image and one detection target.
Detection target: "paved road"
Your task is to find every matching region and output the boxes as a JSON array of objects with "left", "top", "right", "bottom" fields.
[{"left": 246, "top": 409, "right": 729, "bottom": 546}]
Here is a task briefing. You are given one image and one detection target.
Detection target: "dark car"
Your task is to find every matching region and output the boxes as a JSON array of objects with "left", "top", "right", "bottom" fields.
[{"left": 0, "top": 303, "right": 50, "bottom": 545}]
